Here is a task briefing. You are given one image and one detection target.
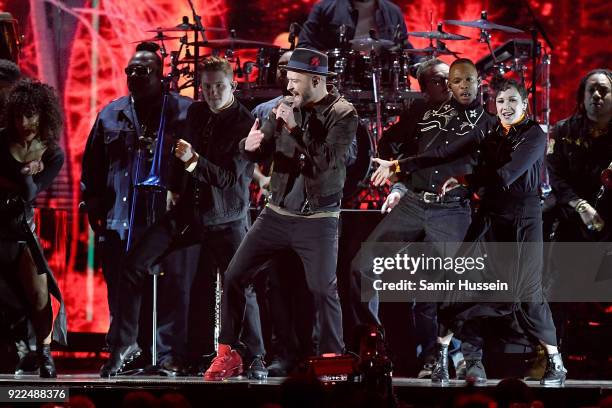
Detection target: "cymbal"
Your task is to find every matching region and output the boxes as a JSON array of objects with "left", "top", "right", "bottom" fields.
[
  {"left": 349, "top": 37, "right": 394, "bottom": 52},
  {"left": 403, "top": 46, "right": 459, "bottom": 56},
  {"left": 444, "top": 19, "right": 523, "bottom": 33},
  {"left": 146, "top": 24, "right": 226, "bottom": 33},
  {"left": 131, "top": 35, "right": 183, "bottom": 43},
  {"left": 187, "top": 38, "right": 279, "bottom": 49},
  {"left": 407, "top": 31, "right": 469, "bottom": 40}
]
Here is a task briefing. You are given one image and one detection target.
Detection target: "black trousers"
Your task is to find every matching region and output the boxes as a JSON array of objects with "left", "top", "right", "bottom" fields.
[
  {"left": 100, "top": 230, "right": 199, "bottom": 360},
  {"left": 349, "top": 192, "right": 472, "bottom": 332},
  {"left": 261, "top": 251, "right": 315, "bottom": 361},
  {"left": 110, "top": 214, "right": 264, "bottom": 358},
  {"left": 440, "top": 195, "right": 558, "bottom": 359},
  {"left": 219, "top": 207, "right": 344, "bottom": 354}
]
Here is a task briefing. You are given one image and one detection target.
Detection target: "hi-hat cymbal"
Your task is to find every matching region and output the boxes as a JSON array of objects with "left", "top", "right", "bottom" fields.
[
  {"left": 187, "top": 38, "right": 279, "bottom": 49},
  {"left": 131, "top": 35, "right": 183, "bottom": 43},
  {"left": 146, "top": 24, "right": 226, "bottom": 33},
  {"left": 349, "top": 37, "right": 394, "bottom": 52},
  {"left": 444, "top": 19, "right": 523, "bottom": 33},
  {"left": 404, "top": 46, "right": 459, "bottom": 56},
  {"left": 407, "top": 31, "right": 470, "bottom": 40}
]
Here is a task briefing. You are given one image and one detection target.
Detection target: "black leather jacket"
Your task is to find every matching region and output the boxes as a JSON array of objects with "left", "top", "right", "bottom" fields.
[
  {"left": 169, "top": 99, "right": 255, "bottom": 226},
  {"left": 240, "top": 87, "right": 358, "bottom": 210},
  {"left": 548, "top": 114, "right": 612, "bottom": 221}
]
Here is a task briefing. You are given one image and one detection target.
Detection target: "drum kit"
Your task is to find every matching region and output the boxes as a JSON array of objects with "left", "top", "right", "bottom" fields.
[{"left": 129, "top": 10, "right": 547, "bottom": 207}]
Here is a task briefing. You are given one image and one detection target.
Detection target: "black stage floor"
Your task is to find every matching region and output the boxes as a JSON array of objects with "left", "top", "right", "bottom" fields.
[{"left": 1, "top": 374, "right": 611, "bottom": 407}]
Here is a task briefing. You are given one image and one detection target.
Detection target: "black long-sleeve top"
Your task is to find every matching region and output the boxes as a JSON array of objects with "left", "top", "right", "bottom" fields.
[
  {"left": 168, "top": 99, "right": 255, "bottom": 226},
  {"left": 400, "top": 118, "right": 547, "bottom": 197},
  {"left": 391, "top": 98, "right": 492, "bottom": 196}
]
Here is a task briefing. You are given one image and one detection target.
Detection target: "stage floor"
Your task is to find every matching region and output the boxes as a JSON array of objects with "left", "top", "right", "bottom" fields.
[{"left": 1, "top": 374, "right": 611, "bottom": 407}]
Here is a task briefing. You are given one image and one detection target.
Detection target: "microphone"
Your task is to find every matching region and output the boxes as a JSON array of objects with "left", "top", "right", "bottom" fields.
[
  {"left": 369, "top": 28, "right": 378, "bottom": 40},
  {"left": 288, "top": 22, "right": 300, "bottom": 50},
  {"left": 276, "top": 96, "right": 294, "bottom": 132}
]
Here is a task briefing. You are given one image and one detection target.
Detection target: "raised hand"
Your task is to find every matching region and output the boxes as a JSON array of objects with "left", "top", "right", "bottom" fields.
[{"left": 245, "top": 119, "right": 265, "bottom": 152}]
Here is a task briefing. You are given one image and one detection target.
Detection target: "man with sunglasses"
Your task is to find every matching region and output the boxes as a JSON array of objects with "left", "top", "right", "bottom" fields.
[{"left": 82, "top": 42, "right": 195, "bottom": 376}]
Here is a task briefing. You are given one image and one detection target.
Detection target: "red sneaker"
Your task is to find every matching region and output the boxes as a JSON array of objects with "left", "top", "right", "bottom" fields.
[{"left": 203, "top": 344, "right": 243, "bottom": 381}]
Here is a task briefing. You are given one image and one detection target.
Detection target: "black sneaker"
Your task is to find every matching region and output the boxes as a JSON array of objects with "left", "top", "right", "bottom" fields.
[
  {"left": 246, "top": 355, "right": 268, "bottom": 380},
  {"left": 417, "top": 361, "right": 434, "bottom": 379},
  {"left": 465, "top": 359, "right": 487, "bottom": 385},
  {"left": 15, "top": 352, "right": 39, "bottom": 375},
  {"left": 100, "top": 343, "right": 142, "bottom": 378},
  {"left": 431, "top": 344, "right": 449, "bottom": 385},
  {"left": 540, "top": 353, "right": 567, "bottom": 386},
  {"left": 159, "top": 355, "right": 186, "bottom": 376}
]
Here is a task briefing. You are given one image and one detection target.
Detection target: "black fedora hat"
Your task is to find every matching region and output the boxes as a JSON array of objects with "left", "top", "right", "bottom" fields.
[{"left": 284, "top": 47, "right": 335, "bottom": 76}]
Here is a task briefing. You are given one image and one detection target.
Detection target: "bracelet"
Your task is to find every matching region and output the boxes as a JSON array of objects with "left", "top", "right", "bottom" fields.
[
  {"left": 391, "top": 160, "right": 400, "bottom": 173},
  {"left": 575, "top": 199, "right": 590, "bottom": 214}
]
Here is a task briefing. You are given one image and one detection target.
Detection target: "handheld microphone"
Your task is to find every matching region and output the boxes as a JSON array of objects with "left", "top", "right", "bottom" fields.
[{"left": 276, "top": 96, "right": 294, "bottom": 132}]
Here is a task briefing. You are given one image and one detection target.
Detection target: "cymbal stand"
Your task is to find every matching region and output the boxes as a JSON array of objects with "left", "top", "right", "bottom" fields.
[{"left": 186, "top": 0, "right": 208, "bottom": 100}]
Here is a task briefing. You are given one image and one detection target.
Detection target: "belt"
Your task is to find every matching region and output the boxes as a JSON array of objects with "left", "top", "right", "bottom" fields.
[{"left": 411, "top": 190, "right": 465, "bottom": 204}]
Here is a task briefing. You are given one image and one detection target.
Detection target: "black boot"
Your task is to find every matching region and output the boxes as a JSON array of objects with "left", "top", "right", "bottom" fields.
[
  {"left": 465, "top": 359, "right": 487, "bottom": 385},
  {"left": 431, "top": 344, "right": 449, "bottom": 385},
  {"left": 540, "top": 353, "right": 567, "bottom": 386},
  {"left": 37, "top": 344, "right": 56, "bottom": 378}
]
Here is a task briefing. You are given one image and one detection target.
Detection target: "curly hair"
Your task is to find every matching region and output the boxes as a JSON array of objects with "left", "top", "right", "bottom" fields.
[
  {"left": 575, "top": 68, "right": 612, "bottom": 116},
  {"left": 4, "top": 79, "right": 63, "bottom": 148}
]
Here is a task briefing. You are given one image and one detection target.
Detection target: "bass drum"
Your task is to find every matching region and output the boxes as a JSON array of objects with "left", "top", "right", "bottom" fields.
[{"left": 343, "top": 119, "right": 374, "bottom": 201}]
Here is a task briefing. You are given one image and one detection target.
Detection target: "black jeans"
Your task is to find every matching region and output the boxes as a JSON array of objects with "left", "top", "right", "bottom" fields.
[
  {"left": 110, "top": 215, "right": 264, "bottom": 359},
  {"left": 262, "top": 251, "right": 316, "bottom": 361},
  {"left": 350, "top": 192, "right": 472, "bottom": 328},
  {"left": 219, "top": 207, "right": 344, "bottom": 354},
  {"left": 99, "top": 230, "right": 199, "bottom": 360}
]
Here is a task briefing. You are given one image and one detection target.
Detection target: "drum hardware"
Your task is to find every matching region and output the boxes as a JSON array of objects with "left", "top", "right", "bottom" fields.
[
  {"left": 349, "top": 37, "right": 394, "bottom": 53},
  {"left": 0, "top": 12, "right": 21, "bottom": 62}
]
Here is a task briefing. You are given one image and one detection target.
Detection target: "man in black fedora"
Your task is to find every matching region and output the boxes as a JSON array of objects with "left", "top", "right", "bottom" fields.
[{"left": 204, "top": 48, "right": 359, "bottom": 381}]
